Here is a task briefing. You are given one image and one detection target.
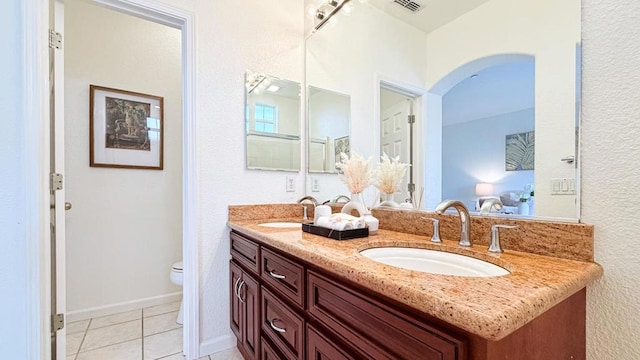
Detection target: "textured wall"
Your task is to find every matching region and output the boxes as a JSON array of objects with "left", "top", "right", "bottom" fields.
[
  {"left": 190, "top": 0, "right": 305, "bottom": 348},
  {"left": 64, "top": 0, "right": 183, "bottom": 314},
  {"left": 582, "top": 0, "right": 640, "bottom": 358}
]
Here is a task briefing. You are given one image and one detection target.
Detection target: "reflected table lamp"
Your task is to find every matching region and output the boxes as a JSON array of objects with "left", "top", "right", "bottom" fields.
[{"left": 475, "top": 183, "right": 494, "bottom": 210}]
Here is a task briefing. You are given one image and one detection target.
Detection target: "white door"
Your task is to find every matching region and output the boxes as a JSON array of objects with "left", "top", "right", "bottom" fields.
[
  {"left": 51, "top": 1, "right": 67, "bottom": 358},
  {"left": 380, "top": 97, "right": 411, "bottom": 203}
]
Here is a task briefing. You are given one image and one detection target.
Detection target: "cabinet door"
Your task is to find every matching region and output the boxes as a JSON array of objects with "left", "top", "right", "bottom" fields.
[
  {"left": 230, "top": 261, "right": 242, "bottom": 340},
  {"left": 241, "top": 272, "right": 260, "bottom": 360},
  {"left": 307, "top": 324, "right": 357, "bottom": 360}
]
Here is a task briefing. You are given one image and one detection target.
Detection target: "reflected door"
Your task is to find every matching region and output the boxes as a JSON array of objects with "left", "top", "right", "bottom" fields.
[{"left": 380, "top": 93, "right": 412, "bottom": 203}]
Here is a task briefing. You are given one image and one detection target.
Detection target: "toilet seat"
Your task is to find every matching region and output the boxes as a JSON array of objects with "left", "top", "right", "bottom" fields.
[{"left": 171, "top": 262, "right": 183, "bottom": 272}]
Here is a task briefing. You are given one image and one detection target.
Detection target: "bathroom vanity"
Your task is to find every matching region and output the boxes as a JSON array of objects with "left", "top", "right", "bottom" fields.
[{"left": 227, "top": 205, "right": 602, "bottom": 360}]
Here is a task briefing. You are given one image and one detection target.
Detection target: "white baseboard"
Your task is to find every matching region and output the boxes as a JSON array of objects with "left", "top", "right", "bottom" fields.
[
  {"left": 66, "top": 292, "right": 182, "bottom": 322},
  {"left": 199, "top": 333, "right": 236, "bottom": 358}
]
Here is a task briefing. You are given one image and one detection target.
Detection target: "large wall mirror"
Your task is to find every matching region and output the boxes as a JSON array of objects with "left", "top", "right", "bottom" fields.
[
  {"left": 304, "top": 0, "right": 581, "bottom": 220},
  {"left": 245, "top": 70, "right": 301, "bottom": 172}
]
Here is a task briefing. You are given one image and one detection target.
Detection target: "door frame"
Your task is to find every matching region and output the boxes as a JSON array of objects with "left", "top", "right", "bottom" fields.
[
  {"left": 373, "top": 74, "right": 428, "bottom": 208},
  {"left": 23, "top": 0, "right": 200, "bottom": 358}
]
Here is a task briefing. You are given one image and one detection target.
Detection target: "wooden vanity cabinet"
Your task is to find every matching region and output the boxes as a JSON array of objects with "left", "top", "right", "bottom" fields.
[{"left": 229, "top": 229, "right": 586, "bottom": 360}]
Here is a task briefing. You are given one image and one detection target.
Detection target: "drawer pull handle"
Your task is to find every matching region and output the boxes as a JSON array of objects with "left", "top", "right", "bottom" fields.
[
  {"left": 238, "top": 280, "right": 246, "bottom": 304},
  {"left": 233, "top": 278, "right": 241, "bottom": 300},
  {"left": 269, "top": 270, "right": 286, "bottom": 280},
  {"left": 269, "top": 319, "right": 287, "bottom": 333}
]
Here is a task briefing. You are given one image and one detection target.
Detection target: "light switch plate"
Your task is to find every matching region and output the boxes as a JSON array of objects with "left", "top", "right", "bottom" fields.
[
  {"left": 311, "top": 177, "right": 320, "bottom": 192},
  {"left": 551, "top": 178, "right": 576, "bottom": 195},
  {"left": 286, "top": 176, "right": 296, "bottom": 192}
]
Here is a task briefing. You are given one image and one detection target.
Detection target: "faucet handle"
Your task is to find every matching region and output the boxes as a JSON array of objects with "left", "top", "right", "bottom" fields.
[
  {"left": 489, "top": 224, "right": 519, "bottom": 253},
  {"left": 302, "top": 205, "right": 308, "bottom": 220},
  {"left": 422, "top": 217, "right": 442, "bottom": 243}
]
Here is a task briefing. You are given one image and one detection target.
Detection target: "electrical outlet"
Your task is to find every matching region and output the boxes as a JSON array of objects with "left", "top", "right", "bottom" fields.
[
  {"left": 286, "top": 176, "right": 296, "bottom": 192},
  {"left": 311, "top": 177, "right": 320, "bottom": 192}
]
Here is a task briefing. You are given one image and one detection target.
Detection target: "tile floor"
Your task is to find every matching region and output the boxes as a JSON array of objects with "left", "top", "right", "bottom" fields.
[{"left": 66, "top": 301, "right": 243, "bottom": 360}]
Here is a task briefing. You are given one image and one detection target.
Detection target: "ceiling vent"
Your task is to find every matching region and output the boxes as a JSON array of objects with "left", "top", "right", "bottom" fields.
[{"left": 392, "top": 0, "right": 423, "bottom": 13}]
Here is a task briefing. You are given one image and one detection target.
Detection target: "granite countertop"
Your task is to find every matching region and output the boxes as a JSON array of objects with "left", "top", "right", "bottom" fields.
[{"left": 227, "top": 217, "right": 603, "bottom": 341}]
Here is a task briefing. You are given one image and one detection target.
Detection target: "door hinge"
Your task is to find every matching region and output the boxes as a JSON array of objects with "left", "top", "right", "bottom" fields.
[
  {"left": 407, "top": 114, "right": 416, "bottom": 124},
  {"left": 407, "top": 183, "right": 416, "bottom": 193},
  {"left": 52, "top": 313, "right": 65, "bottom": 333},
  {"left": 49, "top": 29, "right": 62, "bottom": 50},
  {"left": 51, "top": 173, "right": 63, "bottom": 191}
]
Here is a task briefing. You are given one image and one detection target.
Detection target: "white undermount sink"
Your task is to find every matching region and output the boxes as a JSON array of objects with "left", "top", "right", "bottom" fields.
[
  {"left": 257, "top": 222, "right": 302, "bottom": 229},
  {"left": 359, "top": 247, "right": 509, "bottom": 277}
]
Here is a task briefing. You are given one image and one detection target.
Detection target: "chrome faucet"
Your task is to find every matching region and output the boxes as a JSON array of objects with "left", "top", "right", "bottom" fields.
[
  {"left": 489, "top": 224, "right": 519, "bottom": 253},
  {"left": 297, "top": 196, "right": 319, "bottom": 221},
  {"left": 297, "top": 195, "right": 319, "bottom": 207},
  {"left": 479, "top": 198, "right": 503, "bottom": 215},
  {"left": 332, "top": 194, "right": 351, "bottom": 203},
  {"left": 435, "top": 200, "right": 472, "bottom": 247}
]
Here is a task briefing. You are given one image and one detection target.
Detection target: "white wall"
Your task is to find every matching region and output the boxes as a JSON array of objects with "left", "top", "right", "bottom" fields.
[
  {"left": 442, "top": 108, "right": 534, "bottom": 208},
  {"left": 0, "top": 0, "right": 28, "bottom": 357},
  {"left": 64, "top": 0, "right": 182, "bottom": 314},
  {"left": 582, "top": 0, "right": 640, "bottom": 358},
  {"left": 425, "top": 0, "right": 580, "bottom": 218},
  {"left": 186, "top": 0, "right": 305, "bottom": 350}
]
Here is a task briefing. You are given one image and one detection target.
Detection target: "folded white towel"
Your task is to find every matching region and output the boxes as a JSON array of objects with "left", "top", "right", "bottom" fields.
[{"left": 316, "top": 213, "right": 366, "bottom": 231}]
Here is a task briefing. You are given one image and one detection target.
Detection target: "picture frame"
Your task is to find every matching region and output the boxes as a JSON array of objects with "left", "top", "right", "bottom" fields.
[
  {"left": 334, "top": 135, "right": 350, "bottom": 160},
  {"left": 90, "top": 85, "right": 164, "bottom": 170},
  {"left": 505, "top": 131, "right": 535, "bottom": 171}
]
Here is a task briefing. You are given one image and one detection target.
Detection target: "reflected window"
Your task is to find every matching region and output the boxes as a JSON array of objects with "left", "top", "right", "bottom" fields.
[{"left": 255, "top": 103, "right": 277, "bottom": 133}]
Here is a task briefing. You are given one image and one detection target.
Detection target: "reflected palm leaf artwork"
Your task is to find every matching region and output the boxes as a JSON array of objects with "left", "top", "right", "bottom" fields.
[{"left": 505, "top": 131, "right": 535, "bottom": 171}]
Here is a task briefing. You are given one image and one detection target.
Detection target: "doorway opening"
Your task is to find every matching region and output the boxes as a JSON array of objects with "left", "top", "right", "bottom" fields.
[
  {"left": 376, "top": 78, "right": 427, "bottom": 208},
  {"left": 45, "top": 0, "right": 199, "bottom": 358}
]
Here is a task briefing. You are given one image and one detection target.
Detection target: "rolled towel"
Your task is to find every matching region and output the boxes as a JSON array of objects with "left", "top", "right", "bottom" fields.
[{"left": 316, "top": 213, "right": 366, "bottom": 231}]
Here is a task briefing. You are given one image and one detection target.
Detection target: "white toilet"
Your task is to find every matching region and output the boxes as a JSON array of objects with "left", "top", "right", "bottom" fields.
[{"left": 170, "top": 261, "right": 184, "bottom": 324}]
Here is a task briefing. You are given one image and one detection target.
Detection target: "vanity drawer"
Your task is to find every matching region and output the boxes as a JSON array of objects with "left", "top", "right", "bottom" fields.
[
  {"left": 261, "top": 248, "right": 304, "bottom": 308},
  {"left": 261, "top": 287, "right": 305, "bottom": 360},
  {"left": 231, "top": 231, "right": 259, "bottom": 275},
  {"left": 307, "top": 323, "right": 358, "bottom": 360},
  {"left": 307, "top": 271, "right": 466, "bottom": 360},
  {"left": 261, "top": 337, "right": 287, "bottom": 360}
]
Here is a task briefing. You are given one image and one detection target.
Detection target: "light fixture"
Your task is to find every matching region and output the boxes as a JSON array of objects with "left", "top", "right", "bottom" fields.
[
  {"left": 312, "top": 0, "right": 352, "bottom": 32},
  {"left": 267, "top": 85, "right": 280, "bottom": 93},
  {"left": 246, "top": 73, "right": 267, "bottom": 94}
]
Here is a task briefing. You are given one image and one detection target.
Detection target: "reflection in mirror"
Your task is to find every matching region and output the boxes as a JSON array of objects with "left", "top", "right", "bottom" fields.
[
  {"left": 245, "top": 71, "right": 301, "bottom": 172},
  {"left": 380, "top": 86, "right": 416, "bottom": 204},
  {"left": 442, "top": 59, "right": 535, "bottom": 215},
  {"left": 307, "top": 86, "right": 350, "bottom": 173},
  {"left": 305, "top": 0, "right": 580, "bottom": 220}
]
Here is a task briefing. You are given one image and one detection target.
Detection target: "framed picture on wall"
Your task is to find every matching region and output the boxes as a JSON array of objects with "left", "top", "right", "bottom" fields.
[
  {"left": 334, "top": 136, "right": 350, "bottom": 160},
  {"left": 505, "top": 131, "right": 535, "bottom": 171},
  {"left": 90, "top": 85, "right": 164, "bottom": 170}
]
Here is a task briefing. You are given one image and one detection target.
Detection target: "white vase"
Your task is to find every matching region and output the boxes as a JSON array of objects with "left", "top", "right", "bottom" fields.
[
  {"left": 341, "top": 193, "right": 378, "bottom": 235},
  {"left": 518, "top": 201, "right": 530, "bottom": 216},
  {"left": 379, "top": 192, "right": 399, "bottom": 208},
  {"left": 341, "top": 193, "right": 369, "bottom": 217}
]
